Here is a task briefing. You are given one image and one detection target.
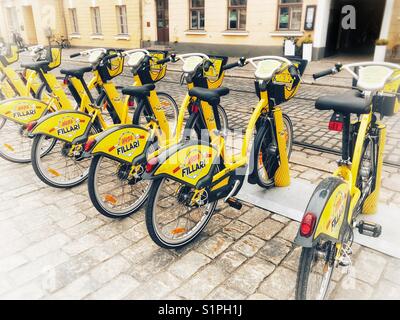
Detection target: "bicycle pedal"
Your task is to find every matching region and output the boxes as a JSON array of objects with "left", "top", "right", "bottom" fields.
[
  {"left": 356, "top": 220, "right": 382, "bottom": 238},
  {"left": 226, "top": 198, "right": 242, "bottom": 211}
]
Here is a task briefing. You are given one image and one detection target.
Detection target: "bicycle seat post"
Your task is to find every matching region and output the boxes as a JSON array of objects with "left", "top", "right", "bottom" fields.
[{"left": 340, "top": 113, "right": 352, "bottom": 166}]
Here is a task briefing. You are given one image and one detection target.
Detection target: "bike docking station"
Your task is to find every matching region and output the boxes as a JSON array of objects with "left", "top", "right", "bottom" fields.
[{"left": 238, "top": 177, "right": 400, "bottom": 259}]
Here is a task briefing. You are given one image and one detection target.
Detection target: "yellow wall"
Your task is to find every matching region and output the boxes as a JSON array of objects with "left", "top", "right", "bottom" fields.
[
  {"left": 158, "top": 0, "right": 317, "bottom": 47},
  {"left": 64, "top": 0, "right": 141, "bottom": 49}
]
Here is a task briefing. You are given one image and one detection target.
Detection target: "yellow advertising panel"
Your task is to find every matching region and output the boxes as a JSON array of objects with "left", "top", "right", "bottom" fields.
[
  {"left": 31, "top": 111, "right": 93, "bottom": 143},
  {"left": 155, "top": 144, "right": 219, "bottom": 187},
  {"left": 91, "top": 126, "right": 151, "bottom": 163},
  {"left": 0, "top": 98, "right": 49, "bottom": 124}
]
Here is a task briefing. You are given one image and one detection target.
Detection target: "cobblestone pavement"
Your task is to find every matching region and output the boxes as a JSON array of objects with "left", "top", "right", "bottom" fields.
[{"left": 0, "top": 53, "right": 399, "bottom": 300}]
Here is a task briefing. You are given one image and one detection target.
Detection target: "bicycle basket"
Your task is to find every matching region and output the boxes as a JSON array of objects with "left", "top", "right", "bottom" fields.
[
  {"left": 0, "top": 45, "right": 19, "bottom": 66},
  {"left": 137, "top": 50, "right": 168, "bottom": 84},
  {"left": 107, "top": 50, "right": 125, "bottom": 79},
  {"left": 256, "top": 58, "right": 308, "bottom": 106},
  {"left": 46, "top": 46, "right": 62, "bottom": 70},
  {"left": 205, "top": 55, "right": 229, "bottom": 89}
]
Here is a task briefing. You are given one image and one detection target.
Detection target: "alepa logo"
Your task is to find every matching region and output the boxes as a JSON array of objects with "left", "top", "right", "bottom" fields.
[
  {"left": 176, "top": 149, "right": 211, "bottom": 180},
  {"left": 12, "top": 103, "right": 37, "bottom": 119},
  {"left": 327, "top": 190, "right": 348, "bottom": 231},
  {"left": 53, "top": 116, "right": 82, "bottom": 137},
  {"left": 108, "top": 131, "right": 144, "bottom": 157}
]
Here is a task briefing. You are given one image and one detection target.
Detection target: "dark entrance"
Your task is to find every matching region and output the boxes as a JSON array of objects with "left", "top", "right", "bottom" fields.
[
  {"left": 156, "top": 0, "right": 169, "bottom": 43},
  {"left": 325, "top": 0, "right": 386, "bottom": 57}
]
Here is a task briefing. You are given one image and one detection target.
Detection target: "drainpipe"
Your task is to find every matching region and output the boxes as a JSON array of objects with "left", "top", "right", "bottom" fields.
[
  {"left": 379, "top": 0, "right": 394, "bottom": 39},
  {"left": 139, "top": 0, "right": 144, "bottom": 48}
]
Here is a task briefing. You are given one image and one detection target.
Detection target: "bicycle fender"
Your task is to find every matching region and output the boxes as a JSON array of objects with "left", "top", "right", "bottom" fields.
[
  {"left": 90, "top": 125, "right": 152, "bottom": 164},
  {"left": 145, "top": 141, "right": 220, "bottom": 188},
  {"left": 0, "top": 97, "right": 49, "bottom": 124},
  {"left": 29, "top": 110, "right": 93, "bottom": 143},
  {"left": 294, "top": 177, "right": 351, "bottom": 248}
]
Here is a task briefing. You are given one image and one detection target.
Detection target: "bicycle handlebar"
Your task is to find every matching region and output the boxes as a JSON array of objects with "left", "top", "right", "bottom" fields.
[
  {"left": 222, "top": 57, "right": 247, "bottom": 71},
  {"left": 313, "top": 64, "right": 343, "bottom": 80}
]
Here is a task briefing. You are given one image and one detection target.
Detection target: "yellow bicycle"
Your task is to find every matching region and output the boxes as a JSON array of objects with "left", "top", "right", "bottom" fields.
[
  {"left": 143, "top": 56, "right": 307, "bottom": 249},
  {"left": 0, "top": 46, "right": 71, "bottom": 163},
  {"left": 84, "top": 52, "right": 231, "bottom": 218},
  {"left": 294, "top": 61, "right": 400, "bottom": 300},
  {"left": 0, "top": 44, "right": 46, "bottom": 100},
  {"left": 28, "top": 48, "right": 178, "bottom": 189}
]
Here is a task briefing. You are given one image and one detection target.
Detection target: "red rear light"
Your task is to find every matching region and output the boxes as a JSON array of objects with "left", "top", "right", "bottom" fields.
[
  {"left": 26, "top": 121, "right": 37, "bottom": 132},
  {"left": 329, "top": 113, "right": 343, "bottom": 132},
  {"left": 145, "top": 157, "right": 159, "bottom": 173},
  {"left": 128, "top": 98, "right": 135, "bottom": 108},
  {"left": 191, "top": 104, "right": 199, "bottom": 113},
  {"left": 63, "top": 77, "right": 69, "bottom": 86},
  {"left": 329, "top": 121, "right": 343, "bottom": 132},
  {"left": 300, "top": 212, "right": 317, "bottom": 238},
  {"left": 84, "top": 138, "right": 96, "bottom": 152}
]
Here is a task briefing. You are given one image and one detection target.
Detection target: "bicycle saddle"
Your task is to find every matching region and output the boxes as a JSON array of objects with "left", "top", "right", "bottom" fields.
[
  {"left": 122, "top": 84, "right": 156, "bottom": 97},
  {"left": 60, "top": 66, "right": 93, "bottom": 78},
  {"left": 188, "top": 87, "right": 230, "bottom": 106},
  {"left": 315, "top": 90, "right": 371, "bottom": 115},
  {"left": 21, "top": 61, "right": 51, "bottom": 72}
]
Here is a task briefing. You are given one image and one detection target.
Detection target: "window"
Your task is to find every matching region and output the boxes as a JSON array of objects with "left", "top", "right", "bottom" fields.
[
  {"left": 189, "top": 0, "right": 205, "bottom": 30},
  {"left": 277, "top": 0, "right": 303, "bottom": 31},
  {"left": 228, "top": 0, "right": 247, "bottom": 30},
  {"left": 91, "top": 7, "right": 102, "bottom": 35},
  {"left": 69, "top": 8, "right": 79, "bottom": 33},
  {"left": 116, "top": 5, "right": 128, "bottom": 34},
  {"left": 6, "top": 7, "right": 19, "bottom": 32}
]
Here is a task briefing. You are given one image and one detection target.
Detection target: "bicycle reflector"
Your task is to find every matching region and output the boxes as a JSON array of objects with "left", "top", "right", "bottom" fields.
[
  {"left": 84, "top": 138, "right": 96, "bottom": 152},
  {"left": 128, "top": 98, "right": 135, "bottom": 108},
  {"left": 26, "top": 121, "right": 37, "bottom": 132},
  {"left": 329, "top": 113, "right": 343, "bottom": 132},
  {"left": 145, "top": 157, "right": 159, "bottom": 173},
  {"left": 300, "top": 212, "right": 317, "bottom": 238}
]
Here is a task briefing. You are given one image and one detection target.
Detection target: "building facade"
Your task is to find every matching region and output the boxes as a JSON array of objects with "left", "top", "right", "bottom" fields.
[{"left": 0, "top": 0, "right": 399, "bottom": 60}]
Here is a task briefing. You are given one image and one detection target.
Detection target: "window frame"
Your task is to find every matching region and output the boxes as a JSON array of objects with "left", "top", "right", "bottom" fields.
[
  {"left": 91, "top": 6, "right": 102, "bottom": 35},
  {"left": 69, "top": 8, "right": 79, "bottom": 34},
  {"left": 189, "top": 0, "right": 205, "bottom": 30},
  {"left": 276, "top": 0, "right": 303, "bottom": 31},
  {"left": 116, "top": 5, "right": 129, "bottom": 35},
  {"left": 227, "top": 0, "right": 247, "bottom": 31}
]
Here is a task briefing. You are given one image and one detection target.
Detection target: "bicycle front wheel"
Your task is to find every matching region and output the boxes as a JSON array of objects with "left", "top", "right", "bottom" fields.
[
  {"left": 253, "top": 113, "right": 293, "bottom": 188},
  {"left": 146, "top": 178, "right": 217, "bottom": 249},
  {"left": 87, "top": 154, "right": 152, "bottom": 219}
]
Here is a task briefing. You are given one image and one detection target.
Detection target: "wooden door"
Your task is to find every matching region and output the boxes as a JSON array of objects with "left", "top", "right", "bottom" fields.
[{"left": 156, "top": 0, "right": 169, "bottom": 43}]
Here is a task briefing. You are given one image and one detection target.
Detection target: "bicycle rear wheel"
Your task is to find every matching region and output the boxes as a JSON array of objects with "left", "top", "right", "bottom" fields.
[
  {"left": 146, "top": 177, "right": 218, "bottom": 249},
  {"left": 31, "top": 127, "right": 97, "bottom": 188},
  {"left": 87, "top": 155, "right": 152, "bottom": 219},
  {"left": 296, "top": 241, "right": 334, "bottom": 300}
]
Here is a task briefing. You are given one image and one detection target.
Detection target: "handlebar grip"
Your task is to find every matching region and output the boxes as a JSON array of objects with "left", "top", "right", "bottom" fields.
[
  {"left": 288, "top": 65, "right": 299, "bottom": 78},
  {"left": 156, "top": 57, "right": 171, "bottom": 65},
  {"left": 70, "top": 53, "right": 81, "bottom": 58},
  {"left": 17, "top": 49, "right": 26, "bottom": 53},
  {"left": 313, "top": 68, "right": 335, "bottom": 80},
  {"left": 102, "top": 53, "right": 118, "bottom": 62}
]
